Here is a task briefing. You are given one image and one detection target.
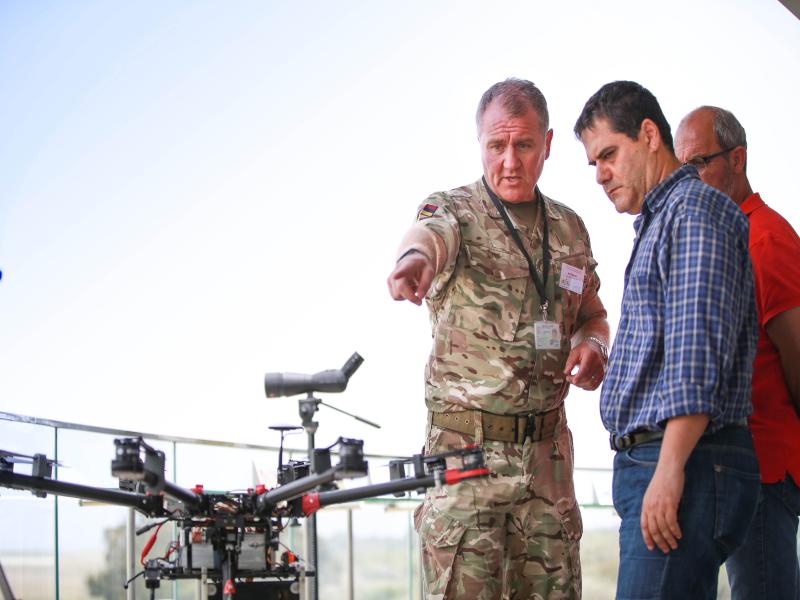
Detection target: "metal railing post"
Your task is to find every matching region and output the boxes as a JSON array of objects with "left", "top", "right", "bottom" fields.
[
  {"left": 407, "top": 510, "right": 413, "bottom": 600},
  {"left": 346, "top": 508, "right": 354, "bottom": 600},
  {"left": 53, "top": 427, "right": 60, "bottom": 600},
  {"left": 126, "top": 508, "right": 136, "bottom": 600},
  {"left": 172, "top": 441, "right": 179, "bottom": 600}
]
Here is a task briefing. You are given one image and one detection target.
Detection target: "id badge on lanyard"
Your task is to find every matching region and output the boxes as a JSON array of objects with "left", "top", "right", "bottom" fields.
[
  {"left": 533, "top": 300, "right": 561, "bottom": 350},
  {"left": 483, "top": 178, "right": 562, "bottom": 351}
]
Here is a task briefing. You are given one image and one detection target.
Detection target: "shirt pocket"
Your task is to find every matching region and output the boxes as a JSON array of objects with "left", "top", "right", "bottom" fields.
[
  {"left": 552, "top": 252, "right": 588, "bottom": 339},
  {"left": 447, "top": 242, "right": 528, "bottom": 342}
]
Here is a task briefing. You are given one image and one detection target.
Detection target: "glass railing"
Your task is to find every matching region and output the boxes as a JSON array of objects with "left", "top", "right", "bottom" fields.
[{"left": 0, "top": 411, "right": 623, "bottom": 600}]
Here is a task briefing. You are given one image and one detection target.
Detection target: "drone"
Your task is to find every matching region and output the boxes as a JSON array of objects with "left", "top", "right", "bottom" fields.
[{"left": 0, "top": 353, "right": 490, "bottom": 600}]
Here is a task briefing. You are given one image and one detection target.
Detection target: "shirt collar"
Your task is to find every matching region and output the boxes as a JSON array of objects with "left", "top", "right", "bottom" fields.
[
  {"left": 632, "top": 164, "right": 696, "bottom": 234},
  {"left": 478, "top": 180, "right": 559, "bottom": 222},
  {"left": 739, "top": 192, "right": 763, "bottom": 216},
  {"left": 641, "top": 164, "right": 697, "bottom": 217}
]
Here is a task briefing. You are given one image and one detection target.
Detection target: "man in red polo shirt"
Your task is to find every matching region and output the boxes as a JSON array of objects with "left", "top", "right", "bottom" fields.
[{"left": 676, "top": 106, "right": 800, "bottom": 599}]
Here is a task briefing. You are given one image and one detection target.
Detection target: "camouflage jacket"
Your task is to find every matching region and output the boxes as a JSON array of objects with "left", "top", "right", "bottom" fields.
[{"left": 418, "top": 179, "right": 605, "bottom": 415}]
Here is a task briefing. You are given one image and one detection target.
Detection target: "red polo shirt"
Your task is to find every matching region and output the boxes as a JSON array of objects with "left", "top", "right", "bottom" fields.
[{"left": 742, "top": 193, "right": 800, "bottom": 483}]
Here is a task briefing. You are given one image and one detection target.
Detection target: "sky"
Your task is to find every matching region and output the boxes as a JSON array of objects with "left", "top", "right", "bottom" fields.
[{"left": 2, "top": 0, "right": 799, "bottom": 477}]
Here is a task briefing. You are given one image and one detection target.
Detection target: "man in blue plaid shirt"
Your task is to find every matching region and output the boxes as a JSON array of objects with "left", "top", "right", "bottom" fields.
[{"left": 574, "top": 81, "right": 760, "bottom": 599}]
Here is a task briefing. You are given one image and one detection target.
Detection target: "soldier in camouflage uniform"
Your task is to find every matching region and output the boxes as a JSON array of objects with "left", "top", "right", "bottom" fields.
[{"left": 387, "top": 79, "right": 609, "bottom": 599}]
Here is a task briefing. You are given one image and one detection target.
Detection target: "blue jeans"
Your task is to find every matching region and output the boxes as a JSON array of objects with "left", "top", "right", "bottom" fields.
[
  {"left": 613, "top": 426, "right": 760, "bottom": 600},
  {"left": 725, "top": 474, "right": 800, "bottom": 599}
]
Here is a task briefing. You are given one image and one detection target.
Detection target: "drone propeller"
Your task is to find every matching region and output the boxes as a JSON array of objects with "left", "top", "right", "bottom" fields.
[
  {"left": 0, "top": 449, "right": 36, "bottom": 461},
  {"left": 268, "top": 424, "right": 303, "bottom": 433},
  {"left": 0, "top": 449, "right": 64, "bottom": 470},
  {"left": 1, "top": 455, "right": 34, "bottom": 465}
]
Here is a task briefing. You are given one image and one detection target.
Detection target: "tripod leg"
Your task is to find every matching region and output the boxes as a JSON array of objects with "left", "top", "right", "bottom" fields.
[{"left": 0, "top": 560, "right": 17, "bottom": 600}]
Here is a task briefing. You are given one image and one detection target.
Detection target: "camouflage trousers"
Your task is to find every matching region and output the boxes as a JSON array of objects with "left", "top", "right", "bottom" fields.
[{"left": 414, "top": 422, "right": 582, "bottom": 600}]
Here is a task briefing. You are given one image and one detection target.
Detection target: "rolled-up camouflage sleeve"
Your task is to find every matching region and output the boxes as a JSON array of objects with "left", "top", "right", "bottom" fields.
[
  {"left": 574, "top": 215, "right": 607, "bottom": 328},
  {"left": 414, "top": 194, "right": 461, "bottom": 300}
]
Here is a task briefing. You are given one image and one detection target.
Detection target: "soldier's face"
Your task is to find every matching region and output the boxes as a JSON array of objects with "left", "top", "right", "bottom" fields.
[
  {"left": 479, "top": 101, "right": 552, "bottom": 204},
  {"left": 580, "top": 117, "right": 650, "bottom": 215}
]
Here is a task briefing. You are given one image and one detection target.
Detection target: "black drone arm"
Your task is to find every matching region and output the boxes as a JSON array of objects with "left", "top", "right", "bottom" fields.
[
  {"left": 0, "top": 469, "right": 164, "bottom": 515},
  {"left": 299, "top": 446, "right": 489, "bottom": 515}
]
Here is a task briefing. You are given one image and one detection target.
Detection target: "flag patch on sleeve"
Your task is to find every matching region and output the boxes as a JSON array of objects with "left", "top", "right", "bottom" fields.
[{"left": 417, "top": 203, "right": 438, "bottom": 220}]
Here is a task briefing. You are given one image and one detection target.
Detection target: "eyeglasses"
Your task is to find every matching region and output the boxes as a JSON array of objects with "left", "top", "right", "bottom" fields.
[{"left": 683, "top": 147, "right": 736, "bottom": 169}]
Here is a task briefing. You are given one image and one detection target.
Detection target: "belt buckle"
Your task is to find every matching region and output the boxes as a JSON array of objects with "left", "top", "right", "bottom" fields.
[
  {"left": 610, "top": 433, "right": 632, "bottom": 451},
  {"left": 524, "top": 415, "right": 537, "bottom": 441},
  {"left": 513, "top": 415, "right": 535, "bottom": 444}
]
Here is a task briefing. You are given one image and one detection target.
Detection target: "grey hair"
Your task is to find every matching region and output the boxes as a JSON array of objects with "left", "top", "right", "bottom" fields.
[
  {"left": 475, "top": 78, "right": 549, "bottom": 133},
  {"left": 699, "top": 105, "right": 748, "bottom": 171}
]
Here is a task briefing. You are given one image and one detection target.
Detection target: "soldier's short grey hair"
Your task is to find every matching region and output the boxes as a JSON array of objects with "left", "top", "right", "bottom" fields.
[
  {"left": 476, "top": 78, "right": 549, "bottom": 133},
  {"left": 699, "top": 105, "right": 748, "bottom": 171}
]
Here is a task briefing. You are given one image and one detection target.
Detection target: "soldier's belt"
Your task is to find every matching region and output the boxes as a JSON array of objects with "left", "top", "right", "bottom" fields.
[{"left": 430, "top": 406, "right": 564, "bottom": 444}]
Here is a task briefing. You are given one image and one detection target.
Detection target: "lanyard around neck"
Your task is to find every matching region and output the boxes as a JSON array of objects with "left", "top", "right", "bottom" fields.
[{"left": 481, "top": 177, "right": 550, "bottom": 317}]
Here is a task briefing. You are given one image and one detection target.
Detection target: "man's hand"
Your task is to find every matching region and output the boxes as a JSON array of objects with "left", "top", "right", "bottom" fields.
[
  {"left": 387, "top": 252, "right": 435, "bottom": 306},
  {"left": 563, "top": 340, "right": 605, "bottom": 390},
  {"left": 641, "top": 462, "right": 683, "bottom": 553},
  {"left": 639, "top": 414, "right": 708, "bottom": 553}
]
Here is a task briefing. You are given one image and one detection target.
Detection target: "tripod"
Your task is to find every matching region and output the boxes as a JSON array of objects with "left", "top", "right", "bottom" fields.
[
  {"left": 0, "top": 559, "right": 16, "bottom": 600},
  {"left": 265, "top": 352, "right": 380, "bottom": 600}
]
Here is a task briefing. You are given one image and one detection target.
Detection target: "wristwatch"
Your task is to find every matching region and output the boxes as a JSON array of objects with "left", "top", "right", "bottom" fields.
[{"left": 585, "top": 336, "right": 608, "bottom": 363}]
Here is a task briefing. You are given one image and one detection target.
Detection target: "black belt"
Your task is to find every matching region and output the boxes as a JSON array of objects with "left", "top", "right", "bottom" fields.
[
  {"left": 610, "top": 418, "right": 749, "bottom": 452},
  {"left": 609, "top": 430, "right": 664, "bottom": 451}
]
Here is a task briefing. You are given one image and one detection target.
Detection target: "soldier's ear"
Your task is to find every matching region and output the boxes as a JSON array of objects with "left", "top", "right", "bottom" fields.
[{"left": 544, "top": 129, "right": 553, "bottom": 160}]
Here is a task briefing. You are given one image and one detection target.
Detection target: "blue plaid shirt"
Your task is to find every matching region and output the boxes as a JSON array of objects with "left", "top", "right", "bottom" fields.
[{"left": 600, "top": 165, "right": 757, "bottom": 436}]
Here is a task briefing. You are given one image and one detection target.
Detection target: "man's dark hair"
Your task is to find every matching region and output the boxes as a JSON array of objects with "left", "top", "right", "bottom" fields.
[
  {"left": 476, "top": 78, "right": 549, "bottom": 133},
  {"left": 573, "top": 81, "right": 674, "bottom": 152}
]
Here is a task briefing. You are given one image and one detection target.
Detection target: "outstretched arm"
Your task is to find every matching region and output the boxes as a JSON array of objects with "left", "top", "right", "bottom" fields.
[
  {"left": 387, "top": 201, "right": 458, "bottom": 305},
  {"left": 387, "top": 249, "right": 436, "bottom": 306}
]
